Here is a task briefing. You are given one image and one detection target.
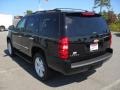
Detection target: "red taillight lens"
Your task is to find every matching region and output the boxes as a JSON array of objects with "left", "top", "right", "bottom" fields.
[
  {"left": 58, "top": 37, "right": 69, "bottom": 60},
  {"left": 110, "top": 33, "right": 112, "bottom": 47},
  {"left": 82, "top": 12, "right": 95, "bottom": 16}
]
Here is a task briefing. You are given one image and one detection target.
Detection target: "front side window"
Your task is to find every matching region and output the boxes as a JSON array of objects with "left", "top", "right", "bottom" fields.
[{"left": 16, "top": 18, "right": 26, "bottom": 31}]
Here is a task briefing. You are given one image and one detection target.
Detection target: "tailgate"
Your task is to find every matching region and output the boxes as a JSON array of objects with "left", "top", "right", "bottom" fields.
[
  {"left": 65, "top": 13, "right": 111, "bottom": 63},
  {"left": 68, "top": 34, "right": 110, "bottom": 63}
]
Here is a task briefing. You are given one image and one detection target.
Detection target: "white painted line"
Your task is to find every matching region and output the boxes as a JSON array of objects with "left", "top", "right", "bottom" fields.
[{"left": 102, "top": 79, "right": 120, "bottom": 90}]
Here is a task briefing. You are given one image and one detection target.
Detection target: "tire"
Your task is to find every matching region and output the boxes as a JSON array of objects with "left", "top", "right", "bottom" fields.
[
  {"left": 33, "top": 53, "right": 52, "bottom": 81},
  {"left": 0, "top": 26, "right": 5, "bottom": 31},
  {"left": 7, "top": 40, "right": 14, "bottom": 56}
]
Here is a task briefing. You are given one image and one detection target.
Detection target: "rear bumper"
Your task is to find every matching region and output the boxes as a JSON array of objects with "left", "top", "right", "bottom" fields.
[{"left": 47, "top": 48, "right": 113, "bottom": 75}]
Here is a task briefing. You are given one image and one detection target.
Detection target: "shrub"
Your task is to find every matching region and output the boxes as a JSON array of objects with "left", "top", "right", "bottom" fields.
[{"left": 109, "top": 22, "right": 120, "bottom": 32}]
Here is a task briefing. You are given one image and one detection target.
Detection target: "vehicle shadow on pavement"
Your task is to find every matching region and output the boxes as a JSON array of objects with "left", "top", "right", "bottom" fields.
[
  {"left": 114, "top": 33, "right": 120, "bottom": 37},
  {"left": 4, "top": 49, "right": 96, "bottom": 87},
  {"left": 45, "top": 70, "right": 96, "bottom": 87}
]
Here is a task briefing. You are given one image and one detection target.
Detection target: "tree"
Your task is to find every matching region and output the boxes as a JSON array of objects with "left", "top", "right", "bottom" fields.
[
  {"left": 102, "top": 10, "right": 109, "bottom": 20},
  {"left": 101, "top": 11, "right": 117, "bottom": 24},
  {"left": 93, "top": 0, "right": 111, "bottom": 13},
  {"left": 26, "top": 10, "right": 33, "bottom": 15},
  {"left": 118, "top": 13, "right": 120, "bottom": 22},
  {"left": 107, "top": 11, "right": 117, "bottom": 24}
]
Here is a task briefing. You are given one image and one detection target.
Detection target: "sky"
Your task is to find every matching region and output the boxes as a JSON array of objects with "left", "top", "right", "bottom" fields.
[{"left": 0, "top": 0, "right": 120, "bottom": 16}]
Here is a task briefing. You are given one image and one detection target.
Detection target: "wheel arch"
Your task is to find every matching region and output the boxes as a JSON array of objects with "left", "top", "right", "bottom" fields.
[
  {"left": 7, "top": 37, "right": 11, "bottom": 43},
  {"left": 31, "top": 46, "right": 46, "bottom": 60}
]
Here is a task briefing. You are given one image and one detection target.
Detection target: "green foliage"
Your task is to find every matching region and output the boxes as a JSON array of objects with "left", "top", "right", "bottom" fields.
[
  {"left": 101, "top": 11, "right": 109, "bottom": 20},
  {"left": 101, "top": 11, "right": 120, "bottom": 32},
  {"left": 95, "top": 0, "right": 111, "bottom": 7},
  {"left": 94, "top": 0, "right": 120, "bottom": 32},
  {"left": 94, "top": 0, "right": 111, "bottom": 13},
  {"left": 101, "top": 10, "right": 117, "bottom": 24},
  {"left": 109, "top": 22, "right": 120, "bottom": 32},
  {"left": 118, "top": 13, "right": 120, "bottom": 22},
  {"left": 26, "top": 10, "right": 33, "bottom": 15}
]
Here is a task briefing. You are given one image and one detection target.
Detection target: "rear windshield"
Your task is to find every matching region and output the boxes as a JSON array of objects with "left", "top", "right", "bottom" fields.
[{"left": 65, "top": 16, "right": 109, "bottom": 37}]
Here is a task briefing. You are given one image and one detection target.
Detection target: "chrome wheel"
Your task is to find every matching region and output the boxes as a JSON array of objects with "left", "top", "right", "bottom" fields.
[{"left": 35, "top": 57, "right": 45, "bottom": 78}]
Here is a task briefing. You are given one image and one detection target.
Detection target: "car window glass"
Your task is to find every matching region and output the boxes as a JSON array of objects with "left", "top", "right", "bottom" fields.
[
  {"left": 65, "top": 16, "right": 109, "bottom": 37},
  {"left": 40, "top": 14, "right": 59, "bottom": 38},
  {"left": 26, "top": 16, "right": 39, "bottom": 34},
  {"left": 16, "top": 18, "right": 26, "bottom": 31}
]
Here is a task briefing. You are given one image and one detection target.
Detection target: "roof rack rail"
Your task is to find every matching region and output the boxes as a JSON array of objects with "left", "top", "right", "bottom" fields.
[
  {"left": 54, "top": 8, "right": 88, "bottom": 12},
  {"left": 32, "top": 8, "right": 89, "bottom": 15},
  {"left": 32, "top": 9, "right": 60, "bottom": 14}
]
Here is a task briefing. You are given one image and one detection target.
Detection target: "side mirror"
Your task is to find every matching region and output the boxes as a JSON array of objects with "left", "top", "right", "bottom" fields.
[{"left": 8, "top": 25, "right": 15, "bottom": 30}]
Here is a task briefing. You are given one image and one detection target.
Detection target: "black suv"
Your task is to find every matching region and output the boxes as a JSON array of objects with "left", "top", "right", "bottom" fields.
[{"left": 7, "top": 8, "right": 113, "bottom": 81}]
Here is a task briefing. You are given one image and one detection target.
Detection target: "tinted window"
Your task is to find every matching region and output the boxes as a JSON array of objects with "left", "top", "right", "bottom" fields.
[
  {"left": 26, "top": 15, "right": 39, "bottom": 33},
  {"left": 38, "top": 14, "right": 44, "bottom": 34},
  {"left": 16, "top": 17, "right": 26, "bottom": 31},
  {"left": 65, "top": 16, "right": 109, "bottom": 37},
  {"left": 40, "top": 14, "right": 59, "bottom": 38}
]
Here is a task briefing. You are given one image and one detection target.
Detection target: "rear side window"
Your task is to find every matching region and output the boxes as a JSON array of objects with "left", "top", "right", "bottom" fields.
[
  {"left": 40, "top": 13, "right": 59, "bottom": 38},
  {"left": 26, "top": 15, "right": 39, "bottom": 34},
  {"left": 65, "top": 16, "right": 109, "bottom": 37}
]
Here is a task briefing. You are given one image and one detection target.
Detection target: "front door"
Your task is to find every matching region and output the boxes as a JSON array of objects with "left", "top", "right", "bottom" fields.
[
  {"left": 12, "top": 17, "right": 27, "bottom": 51},
  {"left": 20, "top": 15, "right": 39, "bottom": 56}
]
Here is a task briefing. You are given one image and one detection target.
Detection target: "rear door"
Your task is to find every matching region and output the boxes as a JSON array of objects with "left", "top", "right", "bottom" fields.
[
  {"left": 38, "top": 13, "right": 59, "bottom": 57},
  {"left": 65, "top": 13, "right": 111, "bottom": 63}
]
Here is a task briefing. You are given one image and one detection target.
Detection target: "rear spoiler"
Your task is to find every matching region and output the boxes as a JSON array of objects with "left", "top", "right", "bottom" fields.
[{"left": 65, "top": 12, "right": 101, "bottom": 17}]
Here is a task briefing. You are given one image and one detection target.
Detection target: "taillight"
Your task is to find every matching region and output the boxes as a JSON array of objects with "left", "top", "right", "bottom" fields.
[
  {"left": 58, "top": 37, "right": 69, "bottom": 60},
  {"left": 110, "top": 33, "right": 112, "bottom": 47}
]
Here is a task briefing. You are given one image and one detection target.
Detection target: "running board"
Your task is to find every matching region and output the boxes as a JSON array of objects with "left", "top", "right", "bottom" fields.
[{"left": 15, "top": 51, "right": 33, "bottom": 64}]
